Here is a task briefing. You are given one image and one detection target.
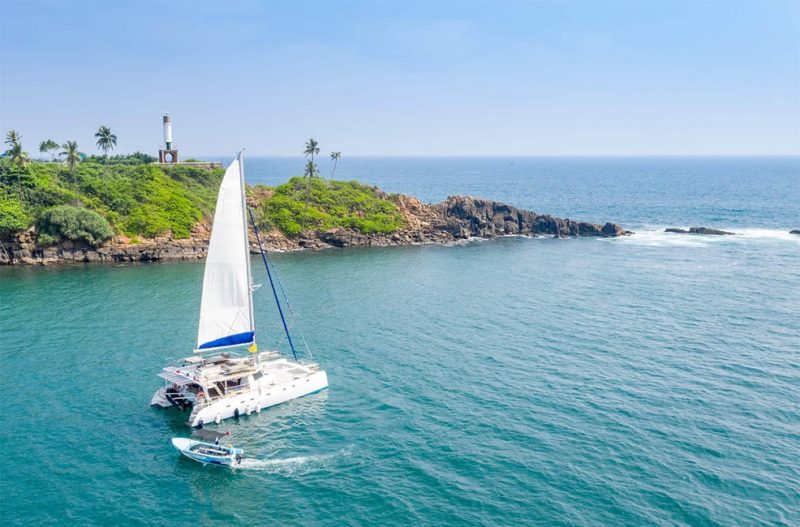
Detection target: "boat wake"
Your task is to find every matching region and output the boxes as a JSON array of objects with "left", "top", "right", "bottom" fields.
[{"left": 234, "top": 445, "right": 354, "bottom": 475}]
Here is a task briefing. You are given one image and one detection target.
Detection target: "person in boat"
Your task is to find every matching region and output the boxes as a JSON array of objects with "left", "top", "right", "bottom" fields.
[{"left": 216, "top": 430, "right": 231, "bottom": 445}]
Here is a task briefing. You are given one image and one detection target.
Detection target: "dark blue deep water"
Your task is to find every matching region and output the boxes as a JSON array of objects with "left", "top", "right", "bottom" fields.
[{"left": 1, "top": 157, "right": 798, "bottom": 526}]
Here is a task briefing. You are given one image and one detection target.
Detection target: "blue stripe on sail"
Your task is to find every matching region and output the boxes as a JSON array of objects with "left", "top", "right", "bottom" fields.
[{"left": 198, "top": 331, "right": 255, "bottom": 350}]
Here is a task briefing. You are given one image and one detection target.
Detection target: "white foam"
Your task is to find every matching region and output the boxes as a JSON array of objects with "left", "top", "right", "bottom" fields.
[
  {"left": 234, "top": 445, "right": 354, "bottom": 475},
  {"left": 734, "top": 228, "right": 800, "bottom": 241},
  {"left": 617, "top": 227, "right": 800, "bottom": 248}
]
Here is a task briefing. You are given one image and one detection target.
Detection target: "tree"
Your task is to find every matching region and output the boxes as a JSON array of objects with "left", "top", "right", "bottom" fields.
[
  {"left": 94, "top": 125, "right": 117, "bottom": 163},
  {"left": 39, "top": 139, "right": 60, "bottom": 161},
  {"left": 5, "top": 138, "right": 30, "bottom": 169},
  {"left": 2, "top": 132, "right": 30, "bottom": 195},
  {"left": 330, "top": 151, "right": 341, "bottom": 178},
  {"left": 37, "top": 205, "right": 114, "bottom": 246},
  {"left": 4, "top": 130, "right": 21, "bottom": 147},
  {"left": 0, "top": 193, "right": 31, "bottom": 236},
  {"left": 304, "top": 138, "right": 320, "bottom": 165},
  {"left": 303, "top": 160, "right": 319, "bottom": 178},
  {"left": 302, "top": 138, "right": 321, "bottom": 230},
  {"left": 61, "top": 141, "right": 82, "bottom": 173}
]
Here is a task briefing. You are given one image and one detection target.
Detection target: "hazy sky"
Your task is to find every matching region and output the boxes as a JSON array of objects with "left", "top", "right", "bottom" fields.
[{"left": 1, "top": 0, "right": 798, "bottom": 156}]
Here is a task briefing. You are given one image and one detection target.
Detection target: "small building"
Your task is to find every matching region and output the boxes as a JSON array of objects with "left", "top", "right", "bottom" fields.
[
  {"left": 155, "top": 114, "right": 221, "bottom": 169},
  {"left": 158, "top": 114, "right": 179, "bottom": 164}
]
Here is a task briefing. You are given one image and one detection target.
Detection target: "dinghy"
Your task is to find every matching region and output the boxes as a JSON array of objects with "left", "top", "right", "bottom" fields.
[
  {"left": 151, "top": 152, "right": 328, "bottom": 427},
  {"left": 171, "top": 437, "right": 244, "bottom": 466}
]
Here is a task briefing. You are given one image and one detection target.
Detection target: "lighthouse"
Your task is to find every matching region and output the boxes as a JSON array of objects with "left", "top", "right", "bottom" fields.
[{"left": 158, "top": 114, "right": 179, "bottom": 164}]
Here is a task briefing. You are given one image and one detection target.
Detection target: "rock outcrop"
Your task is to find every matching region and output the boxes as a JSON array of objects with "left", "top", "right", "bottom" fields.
[
  {"left": 790, "top": 230, "right": 800, "bottom": 235},
  {"left": 665, "top": 227, "right": 736, "bottom": 235},
  {"left": 436, "top": 196, "right": 628, "bottom": 238},
  {"left": 0, "top": 194, "right": 628, "bottom": 265},
  {"left": 0, "top": 228, "right": 209, "bottom": 266}
]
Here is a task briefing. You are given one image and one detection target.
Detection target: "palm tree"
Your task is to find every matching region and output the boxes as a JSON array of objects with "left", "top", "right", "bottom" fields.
[
  {"left": 94, "top": 125, "right": 117, "bottom": 164},
  {"left": 304, "top": 138, "right": 320, "bottom": 165},
  {"left": 5, "top": 130, "right": 21, "bottom": 147},
  {"left": 330, "top": 151, "right": 341, "bottom": 178},
  {"left": 303, "top": 160, "right": 318, "bottom": 178},
  {"left": 6, "top": 141, "right": 30, "bottom": 169},
  {"left": 4, "top": 134, "right": 30, "bottom": 195},
  {"left": 301, "top": 138, "right": 320, "bottom": 230},
  {"left": 61, "top": 140, "right": 81, "bottom": 174},
  {"left": 39, "top": 139, "right": 60, "bottom": 161}
]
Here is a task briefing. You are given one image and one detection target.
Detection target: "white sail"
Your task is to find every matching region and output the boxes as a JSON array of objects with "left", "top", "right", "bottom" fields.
[{"left": 196, "top": 157, "right": 255, "bottom": 351}]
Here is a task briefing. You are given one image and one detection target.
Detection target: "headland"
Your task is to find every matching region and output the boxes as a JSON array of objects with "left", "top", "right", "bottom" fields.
[{"left": 1, "top": 161, "right": 627, "bottom": 266}]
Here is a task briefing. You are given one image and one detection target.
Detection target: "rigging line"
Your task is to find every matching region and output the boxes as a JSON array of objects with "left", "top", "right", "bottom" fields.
[
  {"left": 247, "top": 207, "right": 298, "bottom": 361},
  {"left": 266, "top": 258, "right": 314, "bottom": 359}
]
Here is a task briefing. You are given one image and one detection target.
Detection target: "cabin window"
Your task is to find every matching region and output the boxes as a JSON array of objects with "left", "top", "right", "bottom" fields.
[{"left": 252, "top": 371, "right": 264, "bottom": 381}]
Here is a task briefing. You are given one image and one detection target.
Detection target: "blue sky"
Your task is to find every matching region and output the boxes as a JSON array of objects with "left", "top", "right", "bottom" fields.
[{"left": 1, "top": 0, "right": 798, "bottom": 156}]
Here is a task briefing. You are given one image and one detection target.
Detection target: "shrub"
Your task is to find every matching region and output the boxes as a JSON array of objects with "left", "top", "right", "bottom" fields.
[
  {"left": 37, "top": 205, "right": 114, "bottom": 246},
  {"left": 0, "top": 160, "right": 223, "bottom": 241},
  {"left": 84, "top": 152, "right": 157, "bottom": 165},
  {"left": 0, "top": 194, "right": 30, "bottom": 235},
  {"left": 258, "top": 177, "right": 405, "bottom": 237}
]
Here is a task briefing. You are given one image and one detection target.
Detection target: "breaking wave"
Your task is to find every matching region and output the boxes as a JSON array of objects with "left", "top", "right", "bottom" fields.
[{"left": 618, "top": 227, "right": 800, "bottom": 247}]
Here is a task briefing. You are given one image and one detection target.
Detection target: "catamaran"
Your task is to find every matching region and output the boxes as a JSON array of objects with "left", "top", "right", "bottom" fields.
[{"left": 151, "top": 153, "right": 328, "bottom": 427}]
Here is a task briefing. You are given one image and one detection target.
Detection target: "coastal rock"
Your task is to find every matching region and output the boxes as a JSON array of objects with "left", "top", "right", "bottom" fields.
[
  {"left": 0, "top": 235, "right": 209, "bottom": 266},
  {"left": 665, "top": 227, "right": 736, "bottom": 235},
  {"left": 433, "top": 196, "right": 625, "bottom": 240},
  {"left": 1, "top": 193, "right": 628, "bottom": 266},
  {"left": 790, "top": 230, "right": 800, "bottom": 235}
]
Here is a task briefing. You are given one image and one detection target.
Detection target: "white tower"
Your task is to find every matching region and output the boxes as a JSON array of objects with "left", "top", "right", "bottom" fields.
[
  {"left": 158, "top": 113, "right": 178, "bottom": 163},
  {"left": 163, "top": 114, "right": 173, "bottom": 150}
]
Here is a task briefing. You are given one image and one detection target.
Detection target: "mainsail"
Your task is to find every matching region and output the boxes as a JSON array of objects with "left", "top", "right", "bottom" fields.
[{"left": 196, "top": 157, "right": 255, "bottom": 351}]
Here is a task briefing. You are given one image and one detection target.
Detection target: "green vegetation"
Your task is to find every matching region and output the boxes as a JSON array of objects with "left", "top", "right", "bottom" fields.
[
  {"left": 39, "top": 139, "right": 60, "bottom": 160},
  {"left": 256, "top": 177, "right": 405, "bottom": 236},
  {"left": 36, "top": 205, "right": 114, "bottom": 246},
  {"left": 302, "top": 138, "right": 321, "bottom": 228},
  {"left": 0, "top": 158, "right": 223, "bottom": 243},
  {"left": 61, "top": 141, "right": 82, "bottom": 172},
  {"left": 4, "top": 130, "right": 30, "bottom": 169},
  {"left": 1, "top": 131, "right": 395, "bottom": 245},
  {"left": 95, "top": 125, "right": 117, "bottom": 162},
  {"left": 83, "top": 152, "right": 157, "bottom": 165},
  {"left": 0, "top": 194, "right": 30, "bottom": 235}
]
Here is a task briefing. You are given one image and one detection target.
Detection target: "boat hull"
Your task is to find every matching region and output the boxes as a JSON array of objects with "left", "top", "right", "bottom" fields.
[
  {"left": 171, "top": 438, "right": 243, "bottom": 466},
  {"left": 189, "top": 369, "right": 328, "bottom": 427}
]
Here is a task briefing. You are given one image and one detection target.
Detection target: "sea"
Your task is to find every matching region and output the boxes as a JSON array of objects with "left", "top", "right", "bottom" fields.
[{"left": 1, "top": 157, "right": 798, "bottom": 526}]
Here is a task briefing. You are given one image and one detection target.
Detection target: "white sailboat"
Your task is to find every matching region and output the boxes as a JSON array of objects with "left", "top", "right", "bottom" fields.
[{"left": 151, "top": 153, "right": 328, "bottom": 427}]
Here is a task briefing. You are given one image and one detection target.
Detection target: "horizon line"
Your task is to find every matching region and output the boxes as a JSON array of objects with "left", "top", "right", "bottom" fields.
[{"left": 190, "top": 153, "right": 800, "bottom": 159}]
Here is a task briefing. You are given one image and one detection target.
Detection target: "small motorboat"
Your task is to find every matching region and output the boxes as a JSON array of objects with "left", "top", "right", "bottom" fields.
[{"left": 172, "top": 429, "right": 243, "bottom": 466}]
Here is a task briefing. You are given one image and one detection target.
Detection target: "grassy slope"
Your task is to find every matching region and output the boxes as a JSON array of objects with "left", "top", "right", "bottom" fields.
[
  {"left": 0, "top": 160, "right": 223, "bottom": 241},
  {"left": 1, "top": 162, "right": 406, "bottom": 244},
  {"left": 254, "top": 177, "right": 406, "bottom": 236}
]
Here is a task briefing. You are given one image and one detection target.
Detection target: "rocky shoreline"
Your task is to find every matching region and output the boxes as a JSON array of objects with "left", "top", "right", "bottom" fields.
[{"left": 0, "top": 194, "right": 628, "bottom": 266}]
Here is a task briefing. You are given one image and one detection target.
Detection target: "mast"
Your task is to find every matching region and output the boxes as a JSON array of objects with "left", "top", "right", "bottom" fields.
[{"left": 238, "top": 150, "right": 256, "bottom": 341}]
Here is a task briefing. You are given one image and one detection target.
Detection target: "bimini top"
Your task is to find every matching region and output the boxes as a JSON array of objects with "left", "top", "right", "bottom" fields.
[
  {"left": 157, "top": 367, "right": 196, "bottom": 386},
  {"left": 196, "top": 157, "right": 255, "bottom": 352}
]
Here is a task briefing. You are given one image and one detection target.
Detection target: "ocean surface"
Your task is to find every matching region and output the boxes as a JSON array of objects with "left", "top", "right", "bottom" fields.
[{"left": 1, "top": 157, "right": 799, "bottom": 526}]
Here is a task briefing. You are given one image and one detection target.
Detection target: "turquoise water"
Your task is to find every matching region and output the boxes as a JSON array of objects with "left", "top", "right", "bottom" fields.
[{"left": 1, "top": 158, "right": 799, "bottom": 526}]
